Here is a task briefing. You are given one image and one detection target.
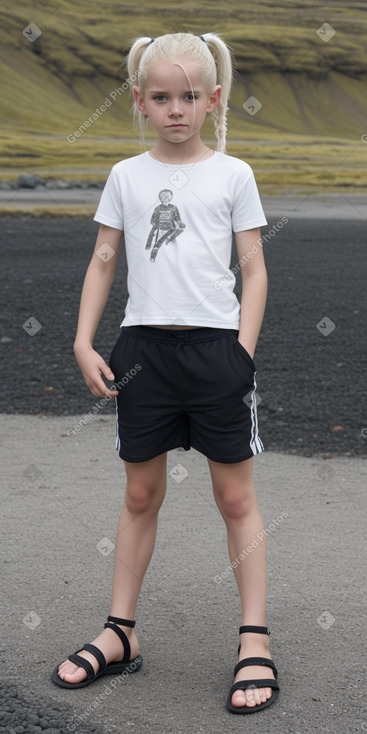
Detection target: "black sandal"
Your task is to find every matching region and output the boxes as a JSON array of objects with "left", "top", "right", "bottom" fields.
[
  {"left": 51, "top": 615, "right": 143, "bottom": 689},
  {"left": 226, "top": 625, "right": 279, "bottom": 714}
]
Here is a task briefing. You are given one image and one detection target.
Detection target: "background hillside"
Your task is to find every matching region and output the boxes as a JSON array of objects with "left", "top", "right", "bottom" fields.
[{"left": 1, "top": 0, "right": 367, "bottom": 193}]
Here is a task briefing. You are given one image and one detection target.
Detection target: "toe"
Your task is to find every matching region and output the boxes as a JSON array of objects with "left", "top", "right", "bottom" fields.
[
  {"left": 244, "top": 686, "right": 261, "bottom": 707},
  {"left": 57, "top": 661, "right": 87, "bottom": 683},
  {"left": 64, "top": 668, "right": 87, "bottom": 683},
  {"left": 231, "top": 689, "right": 256, "bottom": 708},
  {"left": 231, "top": 685, "right": 272, "bottom": 708},
  {"left": 231, "top": 690, "right": 247, "bottom": 707},
  {"left": 57, "top": 660, "right": 73, "bottom": 673},
  {"left": 251, "top": 688, "right": 262, "bottom": 707}
]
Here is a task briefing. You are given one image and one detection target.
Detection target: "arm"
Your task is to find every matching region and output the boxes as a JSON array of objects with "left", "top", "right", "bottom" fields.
[
  {"left": 74, "top": 224, "right": 123, "bottom": 398},
  {"left": 234, "top": 228, "right": 268, "bottom": 360}
]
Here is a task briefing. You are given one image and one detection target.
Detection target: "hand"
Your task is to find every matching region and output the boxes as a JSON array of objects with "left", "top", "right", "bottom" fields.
[
  {"left": 74, "top": 344, "right": 119, "bottom": 399},
  {"left": 237, "top": 338, "right": 255, "bottom": 360}
]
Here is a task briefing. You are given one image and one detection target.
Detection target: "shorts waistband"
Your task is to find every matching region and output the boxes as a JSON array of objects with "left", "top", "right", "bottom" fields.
[{"left": 121, "top": 325, "right": 238, "bottom": 343}]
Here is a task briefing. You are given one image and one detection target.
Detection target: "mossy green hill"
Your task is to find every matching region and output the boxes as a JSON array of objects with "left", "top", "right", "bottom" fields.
[{"left": 1, "top": 0, "right": 367, "bottom": 193}]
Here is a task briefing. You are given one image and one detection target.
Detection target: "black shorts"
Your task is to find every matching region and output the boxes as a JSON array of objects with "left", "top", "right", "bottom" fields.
[{"left": 109, "top": 326, "right": 264, "bottom": 464}]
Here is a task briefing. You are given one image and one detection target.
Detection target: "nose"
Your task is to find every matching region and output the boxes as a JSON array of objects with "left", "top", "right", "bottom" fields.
[{"left": 169, "top": 98, "right": 183, "bottom": 117}]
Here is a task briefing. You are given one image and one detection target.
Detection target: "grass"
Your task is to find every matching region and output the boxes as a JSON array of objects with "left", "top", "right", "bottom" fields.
[
  {"left": 1, "top": 135, "right": 365, "bottom": 193},
  {"left": 1, "top": 1, "right": 367, "bottom": 197}
]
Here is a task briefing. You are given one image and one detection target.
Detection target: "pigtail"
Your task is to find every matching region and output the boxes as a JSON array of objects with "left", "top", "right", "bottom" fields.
[
  {"left": 126, "top": 37, "right": 154, "bottom": 147},
  {"left": 200, "top": 33, "right": 233, "bottom": 154}
]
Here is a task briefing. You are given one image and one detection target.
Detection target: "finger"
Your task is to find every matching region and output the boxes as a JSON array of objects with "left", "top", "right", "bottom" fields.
[
  {"left": 87, "top": 378, "right": 118, "bottom": 399},
  {"left": 100, "top": 360, "right": 116, "bottom": 383},
  {"left": 96, "top": 385, "right": 119, "bottom": 399},
  {"left": 93, "top": 362, "right": 119, "bottom": 398}
]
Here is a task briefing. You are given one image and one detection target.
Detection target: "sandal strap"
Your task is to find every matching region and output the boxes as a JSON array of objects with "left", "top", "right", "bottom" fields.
[
  {"left": 68, "top": 652, "right": 96, "bottom": 681},
  {"left": 230, "top": 678, "right": 280, "bottom": 695},
  {"left": 108, "top": 615, "right": 135, "bottom": 628},
  {"left": 237, "top": 626, "right": 270, "bottom": 654},
  {"left": 68, "top": 643, "right": 106, "bottom": 679},
  {"left": 83, "top": 643, "right": 107, "bottom": 673},
  {"left": 104, "top": 618, "right": 131, "bottom": 663},
  {"left": 234, "top": 656, "right": 278, "bottom": 679},
  {"left": 239, "top": 625, "right": 270, "bottom": 635}
]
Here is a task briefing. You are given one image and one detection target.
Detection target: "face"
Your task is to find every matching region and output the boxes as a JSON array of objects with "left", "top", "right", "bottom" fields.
[
  {"left": 160, "top": 192, "right": 172, "bottom": 205},
  {"left": 133, "top": 59, "right": 221, "bottom": 145}
]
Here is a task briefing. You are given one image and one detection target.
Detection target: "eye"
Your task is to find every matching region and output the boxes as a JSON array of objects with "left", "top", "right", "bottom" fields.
[
  {"left": 153, "top": 95, "right": 166, "bottom": 102},
  {"left": 186, "top": 93, "right": 198, "bottom": 102}
]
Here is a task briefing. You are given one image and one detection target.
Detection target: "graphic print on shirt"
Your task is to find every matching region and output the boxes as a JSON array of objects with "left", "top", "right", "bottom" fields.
[{"left": 145, "top": 189, "right": 186, "bottom": 262}]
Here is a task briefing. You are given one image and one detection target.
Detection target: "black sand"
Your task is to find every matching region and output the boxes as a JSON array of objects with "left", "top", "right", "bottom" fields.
[{"left": 1, "top": 215, "right": 366, "bottom": 457}]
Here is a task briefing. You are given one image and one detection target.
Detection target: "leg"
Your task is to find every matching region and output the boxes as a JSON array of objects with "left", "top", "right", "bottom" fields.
[
  {"left": 56, "top": 453, "right": 167, "bottom": 684},
  {"left": 208, "top": 456, "right": 274, "bottom": 710},
  {"left": 145, "top": 226, "right": 158, "bottom": 250},
  {"left": 163, "top": 226, "right": 185, "bottom": 244},
  {"left": 150, "top": 228, "right": 176, "bottom": 261}
]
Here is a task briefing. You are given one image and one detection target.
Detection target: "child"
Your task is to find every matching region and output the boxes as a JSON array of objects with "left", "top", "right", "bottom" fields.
[{"left": 51, "top": 32, "right": 279, "bottom": 714}]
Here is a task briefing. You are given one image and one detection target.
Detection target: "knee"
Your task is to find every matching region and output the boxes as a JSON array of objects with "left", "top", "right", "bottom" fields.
[
  {"left": 215, "top": 485, "right": 256, "bottom": 521},
  {"left": 125, "top": 480, "right": 166, "bottom": 515}
]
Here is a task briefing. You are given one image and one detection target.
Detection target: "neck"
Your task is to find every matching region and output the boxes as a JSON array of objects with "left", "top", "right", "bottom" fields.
[{"left": 149, "top": 136, "right": 214, "bottom": 165}]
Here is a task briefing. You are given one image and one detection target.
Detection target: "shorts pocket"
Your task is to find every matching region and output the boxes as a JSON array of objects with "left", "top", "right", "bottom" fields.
[
  {"left": 233, "top": 339, "right": 256, "bottom": 372},
  {"left": 109, "top": 332, "right": 127, "bottom": 375}
]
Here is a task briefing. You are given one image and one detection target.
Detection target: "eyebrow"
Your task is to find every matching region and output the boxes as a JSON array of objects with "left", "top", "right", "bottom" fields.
[{"left": 149, "top": 90, "right": 201, "bottom": 94}]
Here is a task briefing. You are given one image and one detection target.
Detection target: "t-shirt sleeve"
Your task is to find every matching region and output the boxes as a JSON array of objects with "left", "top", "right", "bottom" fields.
[
  {"left": 93, "top": 165, "right": 124, "bottom": 230},
  {"left": 232, "top": 168, "right": 267, "bottom": 232}
]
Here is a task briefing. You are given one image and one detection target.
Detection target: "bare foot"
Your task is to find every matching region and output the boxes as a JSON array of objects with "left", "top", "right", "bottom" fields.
[
  {"left": 231, "top": 630, "right": 275, "bottom": 709},
  {"left": 56, "top": 623, "right": 139, "bottom": 684}
]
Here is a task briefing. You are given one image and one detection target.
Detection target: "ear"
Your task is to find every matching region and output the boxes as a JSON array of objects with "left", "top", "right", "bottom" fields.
[
  {"left": 133, "top": 85, "right": 147, "bottom": 116},
  {"left": 206, "top": 85, "right": 222, "bottom": 114}
]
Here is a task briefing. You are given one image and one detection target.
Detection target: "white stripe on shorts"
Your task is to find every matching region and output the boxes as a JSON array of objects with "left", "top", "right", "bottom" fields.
[
  {"left": 114, "top": 397, "right": 121, "bottom": 453},
  {"left": 249, "top": 371, "right": 264, "bottom": 455}
]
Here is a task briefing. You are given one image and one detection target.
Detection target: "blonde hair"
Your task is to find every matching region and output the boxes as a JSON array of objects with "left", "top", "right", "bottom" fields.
[{"left": 126, "top": 32, "right": 233, "bottom": 153}]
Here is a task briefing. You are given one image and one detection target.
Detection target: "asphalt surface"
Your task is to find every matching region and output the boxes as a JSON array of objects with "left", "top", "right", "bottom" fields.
[
  {"left": 0, "top": 205, "right": 366, "bottom": 734},
  {"left": 1, "top": 187, "right": 367, "bottom": 219},
  {"left": 1, "top": 416, "right": 366, "bottom": 734}
]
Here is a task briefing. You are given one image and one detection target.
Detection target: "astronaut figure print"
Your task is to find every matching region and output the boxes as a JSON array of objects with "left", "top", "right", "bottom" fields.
[{"left": 145, "top": 189, "right": 186, "bottom": 262}]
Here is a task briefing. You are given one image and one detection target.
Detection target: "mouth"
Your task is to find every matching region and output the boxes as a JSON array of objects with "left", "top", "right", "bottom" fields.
[{"left": 166, "top": 124, "right": 188, "bottom": 128}]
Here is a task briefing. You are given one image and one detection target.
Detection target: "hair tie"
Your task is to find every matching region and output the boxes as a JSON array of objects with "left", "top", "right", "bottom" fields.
[
  {"left": 199, "top": 35, "right": 206, "bottom": 42},
  {"left": 150, "top": 38, "right": 155, "bottom": 43}
]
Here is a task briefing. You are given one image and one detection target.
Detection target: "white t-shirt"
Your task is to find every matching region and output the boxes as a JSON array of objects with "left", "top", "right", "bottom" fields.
[{"left": 94, "top": 151, "right": 267, "bottom": 329}]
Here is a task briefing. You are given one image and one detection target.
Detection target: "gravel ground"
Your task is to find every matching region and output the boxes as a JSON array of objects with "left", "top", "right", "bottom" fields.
[
  {"left": 1, "top": 214, "right": 366, "bottom": 457},
  {"left": 0, "top": 681, "right": 103, "bottom": 733}
]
